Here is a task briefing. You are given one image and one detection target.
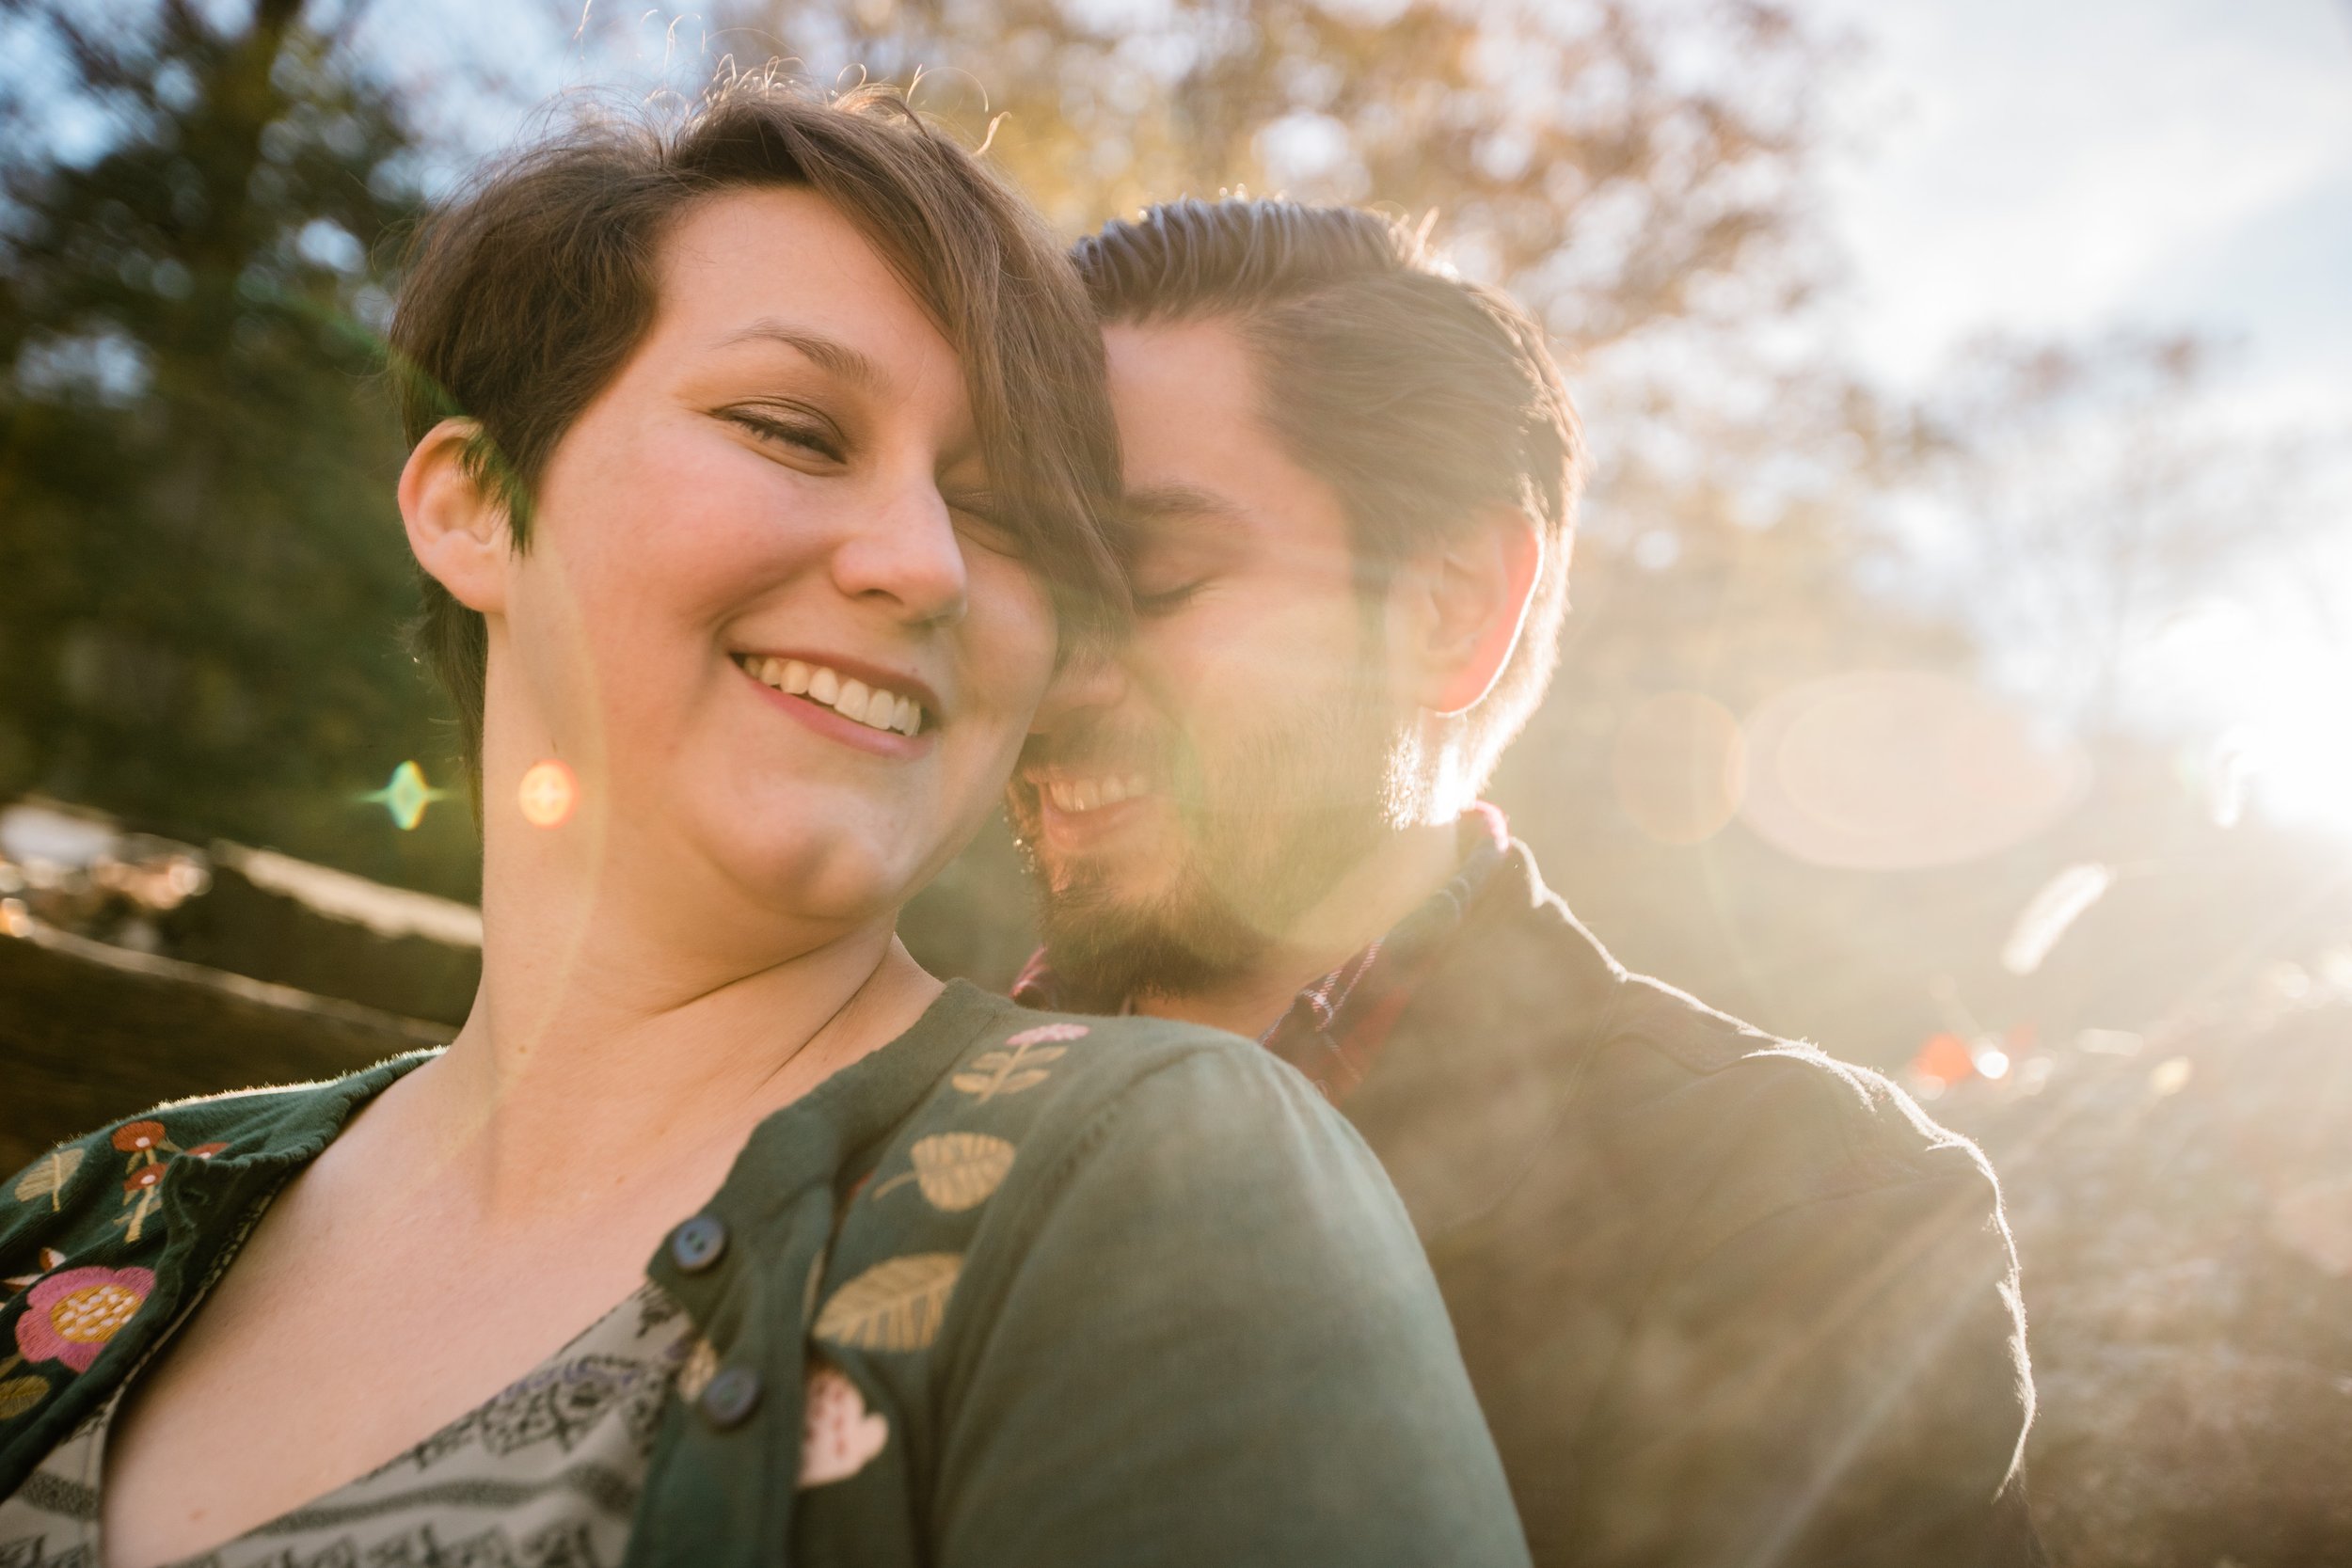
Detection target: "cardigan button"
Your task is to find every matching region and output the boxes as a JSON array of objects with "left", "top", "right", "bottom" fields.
[
  {"left": 669, "top": 1214, "right": 728, "bottom": 1274},
  {"left": 700, "top": 1365, "right": 763, "bottom": 1429}
]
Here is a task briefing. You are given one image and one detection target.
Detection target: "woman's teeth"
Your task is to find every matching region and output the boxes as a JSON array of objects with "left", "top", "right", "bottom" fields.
[
  {"left": 744, "top": 656, "right": 923, "bottom": 736},
  {"left": 1045, "top": 774, "right": 1150, "bottom": 813}
]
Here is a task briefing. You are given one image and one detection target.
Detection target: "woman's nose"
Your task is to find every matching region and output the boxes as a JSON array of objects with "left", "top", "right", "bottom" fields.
[{"left": 830, "top": 471, "right": 970, "bottom": 627}]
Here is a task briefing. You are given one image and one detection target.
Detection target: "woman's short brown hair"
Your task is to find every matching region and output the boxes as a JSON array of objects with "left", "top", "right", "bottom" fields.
[{"left": 389, "top": 75, "right": 1124, "bottom": 794}]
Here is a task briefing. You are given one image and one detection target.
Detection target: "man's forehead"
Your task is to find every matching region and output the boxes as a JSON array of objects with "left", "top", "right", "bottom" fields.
[
  {"left": 1106, "top": 320, "right": 1351, "bottom": 560},
  {"left": 1104, "top": 315, "right": 1259, "bottom": 392}
]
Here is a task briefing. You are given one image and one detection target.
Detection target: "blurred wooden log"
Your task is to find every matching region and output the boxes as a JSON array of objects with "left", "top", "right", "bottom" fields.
[
  {"left": 0, "top": 922, "right": 451, "bottom": 1173},
  {"left": 160, "top": 842, "right": 481, "bottom": 1026}
]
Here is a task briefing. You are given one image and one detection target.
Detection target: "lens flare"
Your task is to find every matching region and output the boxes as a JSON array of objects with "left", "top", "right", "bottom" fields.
[
  {"left": 517, "top": 760, "right": 577, "bottom": 828},
  {"left": 2000, "top": 863, "right": 2115, "bottom": 975},
  {"left": 1912, "top": 1032, "right": 1976, "bottom": 1089},
  {"left": 360, "top": 761, "right": 452, "bottom": 832},
  {"left": 1738, "top": 671, "right": 2088, "bottom": 871}
]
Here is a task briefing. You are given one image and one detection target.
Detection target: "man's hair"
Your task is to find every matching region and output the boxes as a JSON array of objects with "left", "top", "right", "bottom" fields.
[
  {"left": 1072, "top": 198, "right": 1585, "bottom": 799},
  {"left": 389, "top": 77, "right": 1125, "bottom": 795}
]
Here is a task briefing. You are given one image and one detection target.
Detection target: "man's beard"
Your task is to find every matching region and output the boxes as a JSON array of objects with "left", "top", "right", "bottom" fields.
[{"left": 1020, "top": 673, "right": 1403, "bottom": 1013}]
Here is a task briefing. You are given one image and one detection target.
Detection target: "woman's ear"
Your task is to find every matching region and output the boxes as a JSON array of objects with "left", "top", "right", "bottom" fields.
[
  {"left": 1406, "top": 510, "right": 1544, "bottom": 717},
  {"left": 399, "top": 419, "right": 515, "bottom": 615}
]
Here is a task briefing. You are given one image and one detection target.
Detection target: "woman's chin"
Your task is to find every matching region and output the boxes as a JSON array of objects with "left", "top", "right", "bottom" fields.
[
  {"left": 702, "top": 828, "right": 922, "bottom": 933},
  {"left": 661, "top": 779, "right": 990, "bottom": 938}
]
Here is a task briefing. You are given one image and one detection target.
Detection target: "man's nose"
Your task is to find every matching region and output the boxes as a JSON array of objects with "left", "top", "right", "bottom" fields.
[
  {"left": 829, "top": 469, "right": 970, "bottom": 627},
  {"left": 1032, "top": 637, "right": 1131, "bottom": 734}
]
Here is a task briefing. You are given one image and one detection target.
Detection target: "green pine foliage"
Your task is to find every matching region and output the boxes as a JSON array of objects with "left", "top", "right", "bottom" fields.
[{"left": 0, "top": 0, "right": 475, "bottom": 898}]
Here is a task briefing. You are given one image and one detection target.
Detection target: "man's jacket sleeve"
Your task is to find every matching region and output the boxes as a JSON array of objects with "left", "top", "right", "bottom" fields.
[{"left": 1572, "top": 1084, "right": 2043, "bottom": 1568}]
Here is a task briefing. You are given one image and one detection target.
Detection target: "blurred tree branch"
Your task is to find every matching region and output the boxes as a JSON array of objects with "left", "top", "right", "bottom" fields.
[
  {"left": 1910, "top": 332, "right": 2337, "bottom": 736},
  {"left": 691, "top": 0, "right": 1839, "bottom": 357}
]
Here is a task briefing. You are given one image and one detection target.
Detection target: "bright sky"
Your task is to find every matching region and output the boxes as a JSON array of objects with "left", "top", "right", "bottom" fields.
[
  {"left": 1785, "top": 0, "right": 2352, "bottom": 839},
  {"left": 1796, "top": 0, "right": 2352, "bottom": 421}
]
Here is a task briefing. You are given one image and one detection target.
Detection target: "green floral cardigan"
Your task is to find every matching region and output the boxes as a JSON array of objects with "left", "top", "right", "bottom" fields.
[{"left": 0, "top": 981, "right": 1530, "bottom": 1567}]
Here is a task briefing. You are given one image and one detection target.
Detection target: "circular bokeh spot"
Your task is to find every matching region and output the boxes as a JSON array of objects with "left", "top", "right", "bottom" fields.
[
  {"left": 517, "top": 760, "right": 578, "bottom": 829},
  {"left": 1738, "top": 671, "right": 2087, "bottom": 870}
]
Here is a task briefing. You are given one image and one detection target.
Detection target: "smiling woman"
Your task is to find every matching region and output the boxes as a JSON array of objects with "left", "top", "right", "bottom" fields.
[{"left": 0, "top": 77, "right": 1528, "bottom": 1568}]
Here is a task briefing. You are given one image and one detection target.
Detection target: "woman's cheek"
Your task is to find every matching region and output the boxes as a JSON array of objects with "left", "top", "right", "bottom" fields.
[{"left": 967, "top": 556, "right": 1060, "bottom": 718}]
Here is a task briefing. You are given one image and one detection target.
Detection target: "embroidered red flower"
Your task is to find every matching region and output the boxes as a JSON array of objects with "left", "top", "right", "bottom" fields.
[
  {"left": 110, "top": 1121, "right": 167, "bottom": 1153},
  {"left": 102, "top": 1119, "right": 192, "bottom": 1243},
  {"left": 15, "top": 1265, "right": 154, "bottom": 1373}
]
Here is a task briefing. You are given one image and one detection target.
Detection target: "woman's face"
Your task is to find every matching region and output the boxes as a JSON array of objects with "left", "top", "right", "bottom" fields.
[{"left": 485, "top": 187, "right": 1057, "bottom": 930}]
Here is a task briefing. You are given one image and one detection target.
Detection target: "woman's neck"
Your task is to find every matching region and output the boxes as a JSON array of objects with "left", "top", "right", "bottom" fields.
[{"left": 380, "top": 820, "right": 941, "bottom": 1223}]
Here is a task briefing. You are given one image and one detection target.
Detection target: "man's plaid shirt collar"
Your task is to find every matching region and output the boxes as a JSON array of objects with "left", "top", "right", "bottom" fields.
[{"left": 1012, "top": 803, "right": 1510, "bottom": 1101}]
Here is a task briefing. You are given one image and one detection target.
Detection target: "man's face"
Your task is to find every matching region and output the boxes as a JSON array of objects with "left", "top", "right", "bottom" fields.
[{"left": 1008, "top": 318, "right": 1409, "bottom": 1005}]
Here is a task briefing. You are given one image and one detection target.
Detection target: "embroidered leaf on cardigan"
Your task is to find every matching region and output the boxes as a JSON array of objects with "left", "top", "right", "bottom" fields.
[
  {"left": 13, "top": 1148, "right": 85, "bottom": 1212},
  {"left": 1005, "top": 1022, "right": 1089, "bottom": 1047},
  {"left": 813, "top": 1254, "right": 961, "bottom": 1353},
  {"left": 0, "top": 1372, "right": 48, "bottom": 1421},
  {"left": 950, "top": 1040, "right": 1068, "bottom": 1102},
  {"left": 872, "top": 1134, "right": 1015, "bottom": 1212}
]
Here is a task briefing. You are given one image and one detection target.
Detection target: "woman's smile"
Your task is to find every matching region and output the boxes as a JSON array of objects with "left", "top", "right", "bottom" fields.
[{"left": 733, "top": 650, "right": 941, "bottom": 758}]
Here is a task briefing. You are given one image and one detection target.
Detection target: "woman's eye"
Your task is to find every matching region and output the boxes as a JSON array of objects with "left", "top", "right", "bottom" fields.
[
  {"left": 722, "top": 407, "right": 843, "bottom": 462},
  {"left": 949, "top": 498, "right": 1026, "bottom": 559},
  {"left": 1135, "top": 580, "right": 1207, "bottom": 616}
]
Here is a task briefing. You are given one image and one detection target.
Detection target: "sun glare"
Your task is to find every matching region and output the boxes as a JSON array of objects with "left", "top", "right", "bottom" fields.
[{"left": 2137, "top": 584, "right": 2352, "bottom": 843}]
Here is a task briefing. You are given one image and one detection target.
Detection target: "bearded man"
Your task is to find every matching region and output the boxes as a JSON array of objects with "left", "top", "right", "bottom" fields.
[{"left": 1007, "top": 198, "right": 2045, "bottom": 1567}]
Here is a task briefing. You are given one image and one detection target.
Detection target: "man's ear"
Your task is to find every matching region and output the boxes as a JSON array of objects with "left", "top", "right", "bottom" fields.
[
  {"left": 399, "top": 419, "right": 514, "bottom": 614},
  {"left": 1407, "top": 510, "right": 1544, "bottom": 718}
]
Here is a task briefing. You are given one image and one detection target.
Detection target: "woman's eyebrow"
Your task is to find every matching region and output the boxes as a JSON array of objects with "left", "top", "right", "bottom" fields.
[{"left": 716, "top": 319, "right": 888, "bottom": 393}]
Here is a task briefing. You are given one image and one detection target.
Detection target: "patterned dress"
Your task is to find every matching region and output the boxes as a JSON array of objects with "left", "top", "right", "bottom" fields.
[{"left": 0, "top": 1279, "right": 693, "bottom": 1567}]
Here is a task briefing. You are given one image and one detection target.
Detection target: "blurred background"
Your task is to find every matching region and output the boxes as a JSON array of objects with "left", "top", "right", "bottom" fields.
[{"left": 1, "top": 0, "right": 2347, "bottom": 1558}]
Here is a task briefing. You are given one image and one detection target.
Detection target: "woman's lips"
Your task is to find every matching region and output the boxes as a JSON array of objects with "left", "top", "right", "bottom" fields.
[
  {"left": 740, "top": 660, "right": 933, "bottom": 758},
  {"left": 735, "top": 652, "right": 931, "bottom": 736}
]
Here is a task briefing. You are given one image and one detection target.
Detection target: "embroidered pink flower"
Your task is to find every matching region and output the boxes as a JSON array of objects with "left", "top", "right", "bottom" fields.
[
  {"left": 110, "top": 1121, "right": 167, "bottom": 1153},
  {"left": 1005, "top": 1022, "right": 1089, "bottom": 1048},
  {"left": 800, "top": 1363, "right": 888, "bottom": 1487},
  {"left": 122, "top": 1164, "right": 167, "bottom": 1195},
  {"left": 16, "top": 1265, "right": 154, "bottom": 1373}
]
